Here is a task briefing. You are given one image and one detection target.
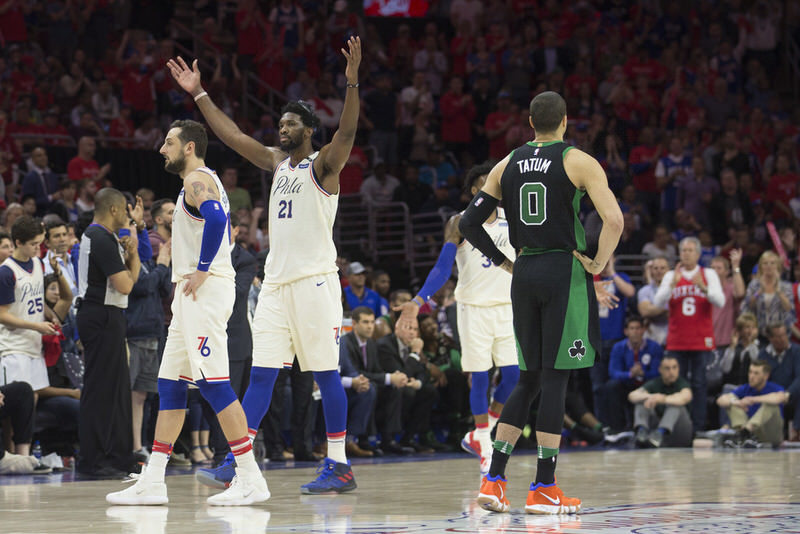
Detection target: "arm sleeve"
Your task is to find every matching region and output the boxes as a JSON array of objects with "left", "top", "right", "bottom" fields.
[
  {"left": 704, "top": 268, "right": 726, "bottom": 307},
  {"left": 653, "top": 271, "right": 674, "bottom": 308},
  {"left": 197, "top": 200, "right": 228, "bottom": 272},
  {"left": 416, "top": 242, "right": 457, "bottom": 303},
  {"left": 459, "top": 192, "right": 507, "bottom": 266}
]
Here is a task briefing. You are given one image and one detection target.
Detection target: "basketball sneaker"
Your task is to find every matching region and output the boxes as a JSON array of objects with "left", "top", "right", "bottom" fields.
[
  {"left": 300, "top": 458, "right": 357, "bottom": 494},
  {"left": 196, "top": 452, "right": 235, "bottom": 489},
  {"left": 476, "top": 474, "right": 510, "bottom": 513},
  {"left": 479, "top": 455, "right": 491, "bottom": 477},
  {"left": 207, "top": 467, "right": 270, "bottom": 506},
  {"left": 105, "top": 465, "right": 168, "bottom": 505},
  {"left": 461, "top": 430, "right": 483, "bottom": 457},
  {"left": 525, "top": 482, "right": 581, "bottom": 514}
]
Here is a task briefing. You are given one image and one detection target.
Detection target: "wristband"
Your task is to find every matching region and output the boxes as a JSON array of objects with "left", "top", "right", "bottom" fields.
[
  {"left": 193, "top": 91, "right": 208, "bottom": 102},
  {"left": 412, "top": 295, "right": 425, "bottom": 307},
  {"left": 733, "top": 267, "right": 741, "bottom": 273},
  {"left": 346, "top": 83, "right": 359, "bottom": 88}
]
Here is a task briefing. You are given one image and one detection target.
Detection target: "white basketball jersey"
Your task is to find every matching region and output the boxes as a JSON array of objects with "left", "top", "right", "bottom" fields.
[
  {"left": 0, "top": 257, "right": 45, "bottom": 358},
  {"left": 264, "top": 154, "right": 338, "bottom": 284},
  {"left": 454, "top": 209, "right": 514, "bottom": 306},
  {"left": 171, "top": 166, "right": 236, "bottom": 282}
]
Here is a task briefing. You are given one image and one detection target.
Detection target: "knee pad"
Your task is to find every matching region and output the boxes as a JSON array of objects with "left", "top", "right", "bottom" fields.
[
  {"left": 158, "top": 378, "right": 188, "bottom": 411},
  {"left": 493, "top": 365, "right": 520, "bottom": 404},
  {"left": 196, "top": 379, "right": 238, "bottom": 414}
]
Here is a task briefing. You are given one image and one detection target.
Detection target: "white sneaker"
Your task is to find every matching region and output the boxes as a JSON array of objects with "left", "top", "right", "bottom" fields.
[
  {"left": 106, "top": 466, "right": 168, "bottom": 505},
  {"left": 479, "top": 454, "right": 491, "bottom": 477},
  {"left": 0, "top": 452, "right": 39, "bottom": 474},
  {"left": 207, "top": 468, "right": 270, "bottom": 506}
]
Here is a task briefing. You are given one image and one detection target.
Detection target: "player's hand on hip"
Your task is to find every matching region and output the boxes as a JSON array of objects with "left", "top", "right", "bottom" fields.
[
  {"left": 167, "top": 56, "right": 203, "bottom": 95},
  {"left": 499, "top": 258, "right": 514, "bottom": 275},
  {"left": 573, "top": 250, "right": 603, "bottom": 274},
  {"left": 183, "top": 270, "right": 211, "bottom": 301}
]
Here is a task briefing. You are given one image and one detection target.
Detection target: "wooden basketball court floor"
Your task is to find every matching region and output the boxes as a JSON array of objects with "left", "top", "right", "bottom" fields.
[{"left": 2, "top": 448, "right": 799, "bottom": 533}]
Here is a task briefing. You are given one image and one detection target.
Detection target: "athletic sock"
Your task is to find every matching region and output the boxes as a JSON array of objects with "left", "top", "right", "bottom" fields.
[
  {"left": 248, "top": 427, "right": 258, "bottom": 444},
  {"left": 474, "top": 421, "right": 490, "bottom": 440},
  {"left": 535, "top": 445, "right": 558, "bottom": 485},
  {"left": 229, "top": 437, "right": 260, "bottom": 476},
  {"left": 592, "top": 422, "right": 603, "bottom": 432},
  {"left": 327, "top": 431, "right": 347, "bottom": 464},
  {"left": 148, "top": 440, "right": 172, "bottom": 482},
  {"left": 488, "top": 409, "right": 501, "bottom": 431},
  {"left": 488, "top": 440, "right": 513, "bottom": 478}
]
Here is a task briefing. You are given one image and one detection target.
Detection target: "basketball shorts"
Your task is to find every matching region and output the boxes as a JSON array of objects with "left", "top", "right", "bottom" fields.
[
  {"left": 456, "top": 302, "right": 516, "bottom": 372},
  {"left": 0, "top": 353, "right": 49, "bottom": 391},
  {"left": 252, "top": 272, "right": 343, "bottom": 372},
  {"left": 159, "top": 275, "right": 235, "bottom": 384},
  {"left": 511, "top": 252, "right": 599, "bottom": 371}
]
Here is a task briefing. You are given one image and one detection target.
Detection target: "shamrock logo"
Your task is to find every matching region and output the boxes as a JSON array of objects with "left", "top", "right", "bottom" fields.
[{"left": 569, "top": 340, "right": 586, "bottom": 360}]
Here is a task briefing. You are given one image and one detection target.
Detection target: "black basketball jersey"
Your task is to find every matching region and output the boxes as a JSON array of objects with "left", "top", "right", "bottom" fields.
[{"left": 500, "top": 140, "right": 587, "bottom": 252}]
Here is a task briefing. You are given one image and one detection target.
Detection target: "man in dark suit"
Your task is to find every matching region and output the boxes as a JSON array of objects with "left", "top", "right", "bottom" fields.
[
  {"left": 206, "top": 215, "right": 258, "bottom": 464},
  {"left": 377, "top": 317, "right": 438, "bottom": 452},
  {"left": 532, "top": 30, "right": 573, "bottom": 76},
  {"left": 340, "top": 306, "right": 410, "bottom": 456},
  {"left": 22, "top": 147, "right": 61, "bottom": 217}
]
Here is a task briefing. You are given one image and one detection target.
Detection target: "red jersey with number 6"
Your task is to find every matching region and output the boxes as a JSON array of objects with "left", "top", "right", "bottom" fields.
[{"left": 666, "top": 269, "right": 715, "bottom": 351}]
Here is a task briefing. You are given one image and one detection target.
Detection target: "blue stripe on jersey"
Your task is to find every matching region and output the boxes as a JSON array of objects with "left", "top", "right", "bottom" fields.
[{"left": 309, "top": 160, "right": 331, "bottom": 196}]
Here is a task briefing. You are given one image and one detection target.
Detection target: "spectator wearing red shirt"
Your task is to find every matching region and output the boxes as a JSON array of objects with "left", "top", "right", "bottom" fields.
[
  {"left": 449, "top": 20, "right": 474, "bottom": 77},
  {"left": 484, "top": 91, "right": 515, "bottom": 161},
  {"left": 564, "top": 59, "right": 597, "bottom": 99},
  {"left": 40, "top": 110, "right": 70, "bottom": 146},
  {"left": 767, "top": 154, "right": 800, "bottom": 222},
  {"left": 339, "top": 145, "right": 368, "bottom": 195},
  {"left": 67, "top": 137, "right": 111, "bottom": 185},
  {"left": 439, "top": 76, "right": 475, "bottom": 156},
  {"left": 0, "top": 1, "right": 28, "bottom": 43},
  {"left": 0, "top": 110, "right": 22, "bottom": 165},
  {"left": 120, "top": 54, "right": 155, "bottom": 119},
  {"left": 624, "top": 48, "right": 664, "bottom": 87},
  {"left": 236, "top": 0, "right": 269, "bottom": 69},
  {"left": 629, "top": 127, "right": 663, "bottom": 212}
]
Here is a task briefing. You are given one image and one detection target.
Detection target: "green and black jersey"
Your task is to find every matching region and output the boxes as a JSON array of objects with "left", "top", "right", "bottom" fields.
[{"left": 500, "top": 141, "right": 586, "bottom": 253}]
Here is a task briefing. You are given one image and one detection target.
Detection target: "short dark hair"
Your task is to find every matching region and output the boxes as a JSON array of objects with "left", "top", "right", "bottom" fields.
[
  {"left": 94, "top": 187, "right": 126, "bottom": 217},
  {"left": 43, "top": 272, "right": 59, "bottom": 294},
  {"left": 661, "top": 353, "right": 679, "bottom": 364},
  {"left": 45, "top": 219, "right": 67, "bottom": 241},
  {"left": 281, "top": 100, "right": 321, "bottom": 130},
  {"left": 0, "top": 230, "right": 11, "bottom": 244},
  {"left": 750, "top": 359, "right": 772, "bottom": 375},
  {"left": 464, "top": 161, "right": 495, "bottom": 193},
  {"left": 766, "top": 322, "right": 787, "bottom": 337},
  {"left": 229, "top": 211, "right": 240, "bottom": 227},
  {"left": 625, "top": 316, "right": 644, "bottom": 329},
  {"left": 529, "top": 91, "right": 566, "bottom": 133},
  {"left": 11, "top": 215, "right": 45, "bottom": 245},
  {"left": 389, "top": 289, "right": 412, "bottom": 304},
  {"left": 170, "top": 119, "right": 208, "bottom": 159},
  {"left": 352, "top": 306, "right": 375, "bottom": 323},
  {"left": 151, "top": 198, "right": 172, "bottom": 220},
  {"left": 21, "top": 193, "right": 36, "bottom": 205}
]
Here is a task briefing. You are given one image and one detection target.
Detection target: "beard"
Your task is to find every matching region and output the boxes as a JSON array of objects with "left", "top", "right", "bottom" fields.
[
  {"left": 164, "top": 153, "right": 186, "bottom": 174},
  {"left": 279, "top": 133, "right": 303, "bottom": 151}
]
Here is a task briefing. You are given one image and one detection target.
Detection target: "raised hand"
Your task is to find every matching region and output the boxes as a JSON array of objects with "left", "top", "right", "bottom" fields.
[
  {"left": 341, "top": 36, "right": 362, "bottom": 84},
  {"left": 167, "top": 56, "right": 203, "bottom": 96},
  {"left": 127, "top": 195, "right": 144, "bottom": 228}
]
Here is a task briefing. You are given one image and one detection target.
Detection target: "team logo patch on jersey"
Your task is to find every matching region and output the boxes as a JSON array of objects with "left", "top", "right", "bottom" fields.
[
  {"left": 474, "top": 197, "right": 484, "bottom": 207},
  {"left": 298, "top": 162, "right": 309, "bottom": 168},
  {"left": 568, "top": 340, "right": 586, "bottom": 360},
  {"left": 534, "top": 148, "right": 540, "bottom": 155}
]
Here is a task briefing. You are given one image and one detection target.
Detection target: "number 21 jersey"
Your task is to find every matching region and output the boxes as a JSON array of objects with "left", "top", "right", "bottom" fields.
[{"left": 264, "top": 153, "right": 339, "bottom": 284}]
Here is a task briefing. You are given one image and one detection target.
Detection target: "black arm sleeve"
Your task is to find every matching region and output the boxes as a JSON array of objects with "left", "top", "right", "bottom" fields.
[{"left": 458, "top": 191, "right": 508, "bottom": 266}]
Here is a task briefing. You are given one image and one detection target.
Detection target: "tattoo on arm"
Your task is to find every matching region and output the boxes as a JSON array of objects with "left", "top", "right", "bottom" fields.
[{"left": 191, "top": 181, "right": 206, "bottom": 197}]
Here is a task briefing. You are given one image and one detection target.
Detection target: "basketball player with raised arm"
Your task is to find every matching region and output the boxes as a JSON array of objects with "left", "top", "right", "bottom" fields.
[
  {"left": 460, "top": 91, "right": 623, "bottom": 514},
  {"left": 106, "top": 120, "right": 270, "bottom": 506},
  {"left": 394, "top": 162, "right": 520, "bottom": 476},
  {"left": 168, "top": 37, "right": 362, "bottom": 493}
]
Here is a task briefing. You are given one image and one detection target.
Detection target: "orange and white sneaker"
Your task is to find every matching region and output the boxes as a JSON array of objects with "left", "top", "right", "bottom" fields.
[
  {"left": 476, "top": 474, "right": 510, "bottom": 513},
  {"left": 525, "top": 482, "right": 581, "bottom": 515}
]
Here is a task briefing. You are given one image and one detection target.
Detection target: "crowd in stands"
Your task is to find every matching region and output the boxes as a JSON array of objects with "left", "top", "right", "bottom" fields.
[{"left": 1, "top": 0, "right": 800, "bottom": 473}]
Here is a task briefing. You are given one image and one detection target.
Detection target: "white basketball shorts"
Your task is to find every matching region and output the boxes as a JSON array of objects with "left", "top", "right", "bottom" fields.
[{"left": 457, "top": 302, "right": 517, "bottom": 372}]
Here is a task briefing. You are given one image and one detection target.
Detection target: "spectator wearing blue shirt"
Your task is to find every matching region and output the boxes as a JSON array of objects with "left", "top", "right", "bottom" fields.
[
  {"left": 592, "top": 254, "right": 636, "bottom": 426},
  {"left": 344, "top": 262, "right": 383, "bottom": 317},
  {"left": 757, "top": 323, "right": 800, "bottom": 441},
  {"left": 717, "top": 360, "right": 788, "bottom": 447},
  {"left": 601, "top": 316, "right": 663, "bottom": 432}
]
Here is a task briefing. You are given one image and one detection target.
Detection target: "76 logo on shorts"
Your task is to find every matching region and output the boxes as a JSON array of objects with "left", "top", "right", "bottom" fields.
[{"left": 197, "top": 336, "right": 212, "bottom": 357}]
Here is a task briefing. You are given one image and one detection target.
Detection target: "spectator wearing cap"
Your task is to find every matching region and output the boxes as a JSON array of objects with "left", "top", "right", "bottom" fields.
[
  {"left": 344, "top": 262, "right": 386, "bottom": 317},
  {"left": 22, "top": 147, "right": 61, "bottom": 217}
]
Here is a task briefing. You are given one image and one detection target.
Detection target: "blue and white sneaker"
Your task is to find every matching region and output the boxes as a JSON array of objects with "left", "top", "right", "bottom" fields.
[
  {"left": 196, "top": 452, "right": 235, "bottom": 489},
  {"left": 300, "top": 458, "right": 356, "bottom": 494}
]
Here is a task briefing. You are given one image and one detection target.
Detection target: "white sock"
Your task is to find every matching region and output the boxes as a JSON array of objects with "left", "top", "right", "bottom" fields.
[
  {"left": 234, "top": 449, "right": 261, "bottom": 476},
  {"left": 147, "top": 452, "right": 168, "bottom": 483},
  {"left": 475, "top": 425, "right": 490, "bottom": 440},
  {"left": 488, "top": 411, "right": 500, "bottom": 431},
  {"left": 328, "top": 438, "right": 347, "bottom": 464}
]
